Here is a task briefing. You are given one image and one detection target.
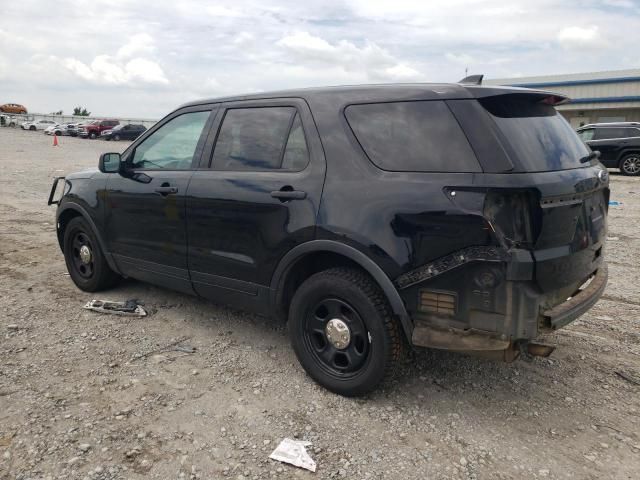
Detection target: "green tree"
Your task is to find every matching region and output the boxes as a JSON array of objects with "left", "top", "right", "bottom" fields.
[{"left": 73, "top": 106, "right": 91, "bottom": 116}]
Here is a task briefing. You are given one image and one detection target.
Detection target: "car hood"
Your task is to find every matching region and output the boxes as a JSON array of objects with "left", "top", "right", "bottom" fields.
[{"left": 66, "top": 168, "right": 100, "bottom": 180}]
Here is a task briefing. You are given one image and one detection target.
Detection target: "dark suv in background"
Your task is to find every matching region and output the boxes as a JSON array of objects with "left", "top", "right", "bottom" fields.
[
  {"left": 577, "top": 122, "right": 640, "bottom": 176},
  {"left": 49, "top": 82, "right": 609, "bottom": 396},
  {"left": 102, "top": 123, "right": 147, "bottom": 141}
]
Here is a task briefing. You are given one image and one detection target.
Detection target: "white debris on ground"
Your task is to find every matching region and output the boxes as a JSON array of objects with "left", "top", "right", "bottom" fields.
[{"left": 269, "top": 438, "right": 317, "bottom": 472}]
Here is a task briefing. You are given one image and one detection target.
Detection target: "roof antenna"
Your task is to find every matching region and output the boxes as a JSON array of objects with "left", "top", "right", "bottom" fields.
[
  {"left": 459, "top": 74, "right": 483, "bottom": 85},
  {"left": 465, "top": 66, "right": 468, "bottom": 77}
]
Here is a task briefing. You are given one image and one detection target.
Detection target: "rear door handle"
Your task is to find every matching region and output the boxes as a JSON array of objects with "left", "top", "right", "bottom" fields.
[
  {"left": 155, "top": 186, "right": 178, "bottom": 195},
  {"left": 270, "top": 189, "right": 307, "bottom": 201}
]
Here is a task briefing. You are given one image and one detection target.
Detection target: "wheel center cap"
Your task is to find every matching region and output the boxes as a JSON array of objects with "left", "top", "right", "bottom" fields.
[
  {"left": 325, "top": 318, "right": 351, "bottom": 349},
  {"left": 79, "top": 245, "right": 92, "bottom": 264}
]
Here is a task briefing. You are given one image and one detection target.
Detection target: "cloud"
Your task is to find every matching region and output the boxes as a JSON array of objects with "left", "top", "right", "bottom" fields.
[
  {"left": 62, "top": 34, "right": 168, "bottom": 86},
  {"left": 64, "top": 55, "right": 168, "bottom": 85},
  {"left": 276, "top": 31, "right": 423, "bottom": 82},
  {"left": 1, "top": 0, "right": 639, "bottom": 117},
  {"left": 117, "top": 33, "right": 156, "bottom": 58},
  {"left": 557, "top": 25, "right": 602, "bottom": 49}
]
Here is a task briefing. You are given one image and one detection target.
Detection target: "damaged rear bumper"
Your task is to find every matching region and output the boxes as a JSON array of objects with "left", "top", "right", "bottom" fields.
[
  {"left": 396, "top": 245, "right": 607, "bottom": 357},
  {"left": 542, "top": 262, "right": 607, "bottom": 330}
]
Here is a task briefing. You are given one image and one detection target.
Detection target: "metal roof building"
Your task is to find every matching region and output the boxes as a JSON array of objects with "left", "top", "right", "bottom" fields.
[{"left": 487, "top": 69, "right": 640, "bottom": 128}]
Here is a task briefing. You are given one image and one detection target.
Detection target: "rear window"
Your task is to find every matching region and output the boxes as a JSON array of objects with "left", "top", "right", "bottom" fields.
[
  {"left": 479, "top": 94, "right": 590, "bottom": 171},
  {"left": 345, "top": 101, "right": 481, "bottom": 172}
]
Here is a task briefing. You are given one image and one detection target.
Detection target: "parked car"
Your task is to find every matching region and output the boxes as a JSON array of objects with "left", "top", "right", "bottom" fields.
[
  {"left": 577, "top": 122, "right": 640, "bottom": 176},
  {"left": 69, "top": 122, "right": 90, "bottom": 137},
  {"left": 78, "top": 119, "right": 119, "bottom": 139},
  {"left": 44, "top": 124, "right": 62, "bottom": 135},
  {"left": 0, "top": 114, "right": 18, "bottom": 127},
  {"left": 22, "top": 119, "right": 56, "bottom": 131},
  {"left": 49, "top": 82, "right": 608, "bottom": 396},
  {"left": 102, "top": 123, "right": 147, "bottom": 141},
  {"left": 0, "top": 103, "right": 27, "bottom": 114}
]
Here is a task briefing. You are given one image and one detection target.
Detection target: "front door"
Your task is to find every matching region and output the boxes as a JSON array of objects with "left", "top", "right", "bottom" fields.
[
  {"left": 104, "top": 107, "right": 215, "bottom": 293},
  {"left": 186, "top": 99, "right": 326, "bottom": 312}
]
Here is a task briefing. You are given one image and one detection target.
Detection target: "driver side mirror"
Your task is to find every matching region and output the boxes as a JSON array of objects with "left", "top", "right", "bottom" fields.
[{"left": 98, "top": 152, "right": 121, "bottom": 173}]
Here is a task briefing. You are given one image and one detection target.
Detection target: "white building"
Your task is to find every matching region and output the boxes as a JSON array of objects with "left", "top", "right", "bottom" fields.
[{"left": 487, "top": 69, "right": 640, "bottom": 128}]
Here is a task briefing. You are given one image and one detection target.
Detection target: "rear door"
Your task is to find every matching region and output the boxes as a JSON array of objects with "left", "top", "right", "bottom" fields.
[
  {"left": 588, "top": 127, "right": 629, "bottom": 165},
  {"left": 104, "top": 106, "right": 216, "bottom": 293},
  {"left": 186, "top": 98, "right": 326, "bottom": 312}
]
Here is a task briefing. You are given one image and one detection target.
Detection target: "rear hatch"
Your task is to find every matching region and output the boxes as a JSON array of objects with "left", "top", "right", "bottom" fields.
[{"left": 473, "top": 92, "right": 608, "bottom": 296}]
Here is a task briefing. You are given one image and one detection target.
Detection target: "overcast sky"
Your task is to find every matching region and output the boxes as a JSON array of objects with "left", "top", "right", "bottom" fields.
[{"left": 1, "top": 0, "right": 638, "bottom": 118}]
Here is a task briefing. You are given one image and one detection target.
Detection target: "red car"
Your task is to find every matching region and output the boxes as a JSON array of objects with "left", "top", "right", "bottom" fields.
[{"left": 78, "top": 119, "right": 119, "bottom": 139}]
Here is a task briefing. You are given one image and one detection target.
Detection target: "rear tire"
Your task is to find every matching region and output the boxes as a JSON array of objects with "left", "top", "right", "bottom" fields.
[
  {"left": 619, "top": 153, "right": 640, "bottom": 176},
  {"left": 288, "top": 267, "right": 404, "bottom": 396},
  {"left": 63, "top": 217, "right": 120, "bottom": 292}
]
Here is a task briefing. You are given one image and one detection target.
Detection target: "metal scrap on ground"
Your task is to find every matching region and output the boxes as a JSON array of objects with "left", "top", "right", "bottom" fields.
[
  {"left": 269, "top": 438, "right": 317, "bottom": 472},
  {"left": 83, "top": 299, "right": 147, "bottom": 317}
]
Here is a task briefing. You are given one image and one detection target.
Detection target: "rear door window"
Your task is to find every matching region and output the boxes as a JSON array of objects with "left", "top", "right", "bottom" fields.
[
  {"left": 212, "top": 107, "right": 309, "bottom": 171},
  {"left": 344, "top": 101, "right": 481, "bottom": 172},
  {"left": 595, "top": 128, "right": 628, "bottom": 140},
  {"left": 479, "top": 94, "right": 589, "bottom": 172}
]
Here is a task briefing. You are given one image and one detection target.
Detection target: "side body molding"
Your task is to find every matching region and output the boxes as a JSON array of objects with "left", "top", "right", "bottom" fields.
[
  {"left": 270, "top": 240, "right": 413, "bottom": 340},
  {"left": 56, "top": 202, "right": 122, "bottom": 275}
]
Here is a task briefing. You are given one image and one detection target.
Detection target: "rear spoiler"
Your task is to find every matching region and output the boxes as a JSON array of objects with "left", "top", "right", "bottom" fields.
[{"left": 458, "top": 73, "right": 569, "bottom": 106}]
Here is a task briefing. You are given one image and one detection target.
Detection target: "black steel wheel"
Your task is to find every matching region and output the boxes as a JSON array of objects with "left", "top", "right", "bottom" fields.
[
  {"left": 63, "top": 217, "right": 120, "bottom": 291},
  {"left": 70, "top": 230, "right": 95, "bottom": 279},
  {"left": 303, "top": 297, "right": 370, "bottom": 377},
  {"left": 288, "top": 267, "right": 404, "bottom": 396}
]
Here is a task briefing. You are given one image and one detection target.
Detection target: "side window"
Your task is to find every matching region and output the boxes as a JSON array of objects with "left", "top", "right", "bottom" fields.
[
  {"left": 282, "top": 113, "right": 309, "bottom": 170},
  {"left": 345, "top": 101, "right": 481, "bottom": 172},
  {"left": 595, "top": 128, "right": 626, "bottom": 140},
  {"left": 624, "top": 128, "right": 640, "bottom": 138},
  {"left": 212, "top": 107, "right": 308, "bottom": 171},
  {"left": 578, "top": 128, "right": 595, "bottom": 141},
  {"left": 131, "top": 110, "right": 210, "bottom": 170}
]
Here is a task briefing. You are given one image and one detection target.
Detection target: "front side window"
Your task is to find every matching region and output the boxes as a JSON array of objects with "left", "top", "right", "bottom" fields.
[
  {"left": 131, "top": 111, "right": 210, "bottom": 170},
  {"left": 212, "top": 107, "right": 308, "bottom": 171},
  {"left": 345, "top": 101, "right": 481, "bottom": 172},
  {"left": 578, "top": 128, "right": 595, "bottom": 141}
]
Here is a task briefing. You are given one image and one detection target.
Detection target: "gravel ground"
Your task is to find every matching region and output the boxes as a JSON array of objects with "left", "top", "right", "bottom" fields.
[{"left": 1, "top": 127, "right": 639, "bottom": 480}]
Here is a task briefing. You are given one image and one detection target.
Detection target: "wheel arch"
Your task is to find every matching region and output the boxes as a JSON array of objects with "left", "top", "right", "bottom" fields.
[
  {"left": 56, "top": 203, "right": 121, "bottom": 274},
  {"left": 270, "top": 240, "right": 413, "bottom": 341}
]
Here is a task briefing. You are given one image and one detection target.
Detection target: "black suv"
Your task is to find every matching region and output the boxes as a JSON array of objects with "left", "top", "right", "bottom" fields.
[
  {"left": 577, "top": 122, "right": 640, "bottom": 176},
  {"left": 102, "top": 124, "right": 147, "bottom": 141},
  {"left": 49, "top": 83, "right": 609, "bottom": 396}
]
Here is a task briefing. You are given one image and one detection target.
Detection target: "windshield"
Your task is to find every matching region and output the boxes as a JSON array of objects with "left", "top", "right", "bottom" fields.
[{"left": 479, "top": 94, "right": 590, "bottom": 172}]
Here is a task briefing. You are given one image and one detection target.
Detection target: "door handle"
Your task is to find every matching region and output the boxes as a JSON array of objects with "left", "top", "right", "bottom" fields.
[
  {"left": 271, "top": 188, "right": 307, "bottom": 201},
  {"left": 154, "top": 186, "right": 178, "bottom": 195}
]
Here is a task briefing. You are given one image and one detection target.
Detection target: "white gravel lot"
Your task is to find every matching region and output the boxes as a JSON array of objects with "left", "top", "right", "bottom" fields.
[{"left": 0, "top": 127, "right": 639, "bottom": 480}]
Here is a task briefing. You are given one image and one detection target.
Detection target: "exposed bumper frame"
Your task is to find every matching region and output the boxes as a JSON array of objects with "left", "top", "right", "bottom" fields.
[{"left": 542, "top": 262, "right": 608, "bottom": 330}]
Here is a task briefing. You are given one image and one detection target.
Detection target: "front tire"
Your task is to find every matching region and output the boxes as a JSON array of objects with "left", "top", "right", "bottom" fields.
[
  {"left": 63, "top": 217, "right": 120, "bottom": 291},
  {"left": 29, "top": 125, "right": 35, "bottom": 131},
  {"left": 619, "top": 153, "right": 640, "bottom": 176},
  {"left": 114, "top": 134, "right": 120, "bottom": 141},
  {"left": 89, "top": 132, "right": 97, "bottom": 139},
  {"left": 288, "top": 267, "right": 404, "bottom": 396}
]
